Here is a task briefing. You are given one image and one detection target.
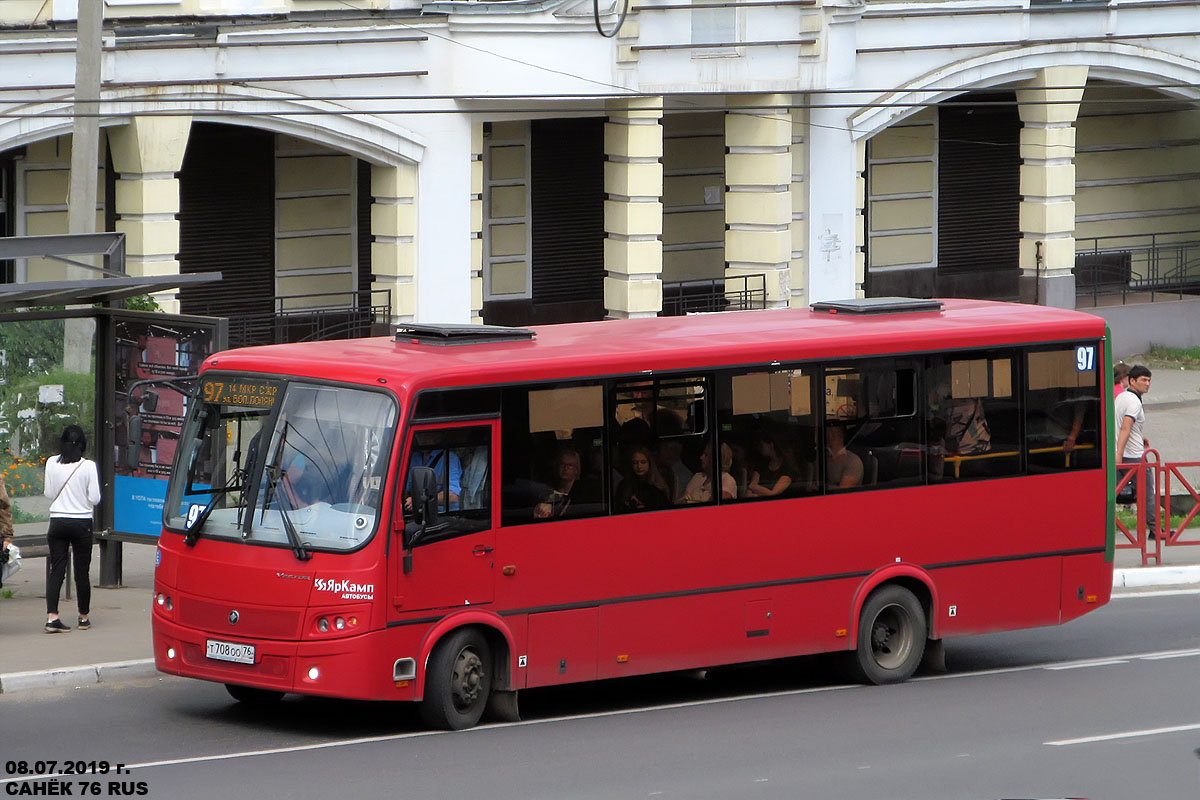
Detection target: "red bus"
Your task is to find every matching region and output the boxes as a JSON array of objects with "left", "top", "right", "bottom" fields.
[{"left": 151, "top": 297, "right": 1115, "bottom": 729}]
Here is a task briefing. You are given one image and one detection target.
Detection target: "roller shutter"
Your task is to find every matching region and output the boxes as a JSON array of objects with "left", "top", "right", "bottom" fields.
[
  {"left": 529, "top": 118, "right": 605, "bottom": 321},
  {"left": 178, "top": 123, "right": 275, "bottom": 322},
  {"left": 937, "top": 97, "right": 1021, "bottom": 298}
]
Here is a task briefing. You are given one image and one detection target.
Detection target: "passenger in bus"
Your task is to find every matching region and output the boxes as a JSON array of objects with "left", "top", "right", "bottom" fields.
[
  {"left": 683, "top": 442, "right": 737, "bottom": 503},
  {"left": 405, "top": 432, "right": 462, "bottom": 512},
  {"left": 533, "top": 447, "right": 601, "bottom": 519},
  {"left": 726, "top": 440, "right": 750, "bottom": 498},
  {"left": 656, "top": 439, "right": 693, "bottom": 504},
  {"left": 459, "top": 446, "right": 490, "bottom": 510},
  {"left": 930, "top": 378, "right": 992, "bottom": 455},
  {"left": 614, "top": 445, "right": 671, "bottom": 513},
  {"left": 926, "top": 416, "right": 948, "bottom": 481},
  {"left": 825, "top": 423, "right": 864, "bottom": 489},
  {"left": 628, "top": 387, "right": 686, "bottom": 436},
  {"left": 746, "top": 430, "right": 799, "bottom": 497}
]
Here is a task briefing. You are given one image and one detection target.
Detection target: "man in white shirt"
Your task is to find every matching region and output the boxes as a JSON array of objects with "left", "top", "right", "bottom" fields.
[{"left": 1114, "top": 365, "right": 1156, "bottom": 537}]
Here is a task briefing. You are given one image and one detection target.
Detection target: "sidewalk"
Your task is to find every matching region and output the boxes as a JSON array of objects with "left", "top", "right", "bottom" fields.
[{"left": 0, "top": 532, "right": 157, "bottom": 692}]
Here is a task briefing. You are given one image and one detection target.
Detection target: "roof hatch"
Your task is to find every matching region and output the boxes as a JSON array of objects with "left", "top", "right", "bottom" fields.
[
  {"left": 810, "top": 297, "right": 944, "bottom": 315},
  {"left": 394, "top": 323, "right": 536, "bottom": 346}
]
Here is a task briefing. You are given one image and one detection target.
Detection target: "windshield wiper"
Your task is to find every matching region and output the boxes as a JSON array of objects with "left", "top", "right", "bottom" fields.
[
  {"left": 262, "top": 422, "right": 312, "bottom": 562},
  {"left": 183, "top": 481, "right": 240, "bottom": 547}
]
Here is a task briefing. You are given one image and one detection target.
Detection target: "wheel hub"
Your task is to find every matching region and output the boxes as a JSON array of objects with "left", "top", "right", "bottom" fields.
[
  {"left": 451, "top": 648, "right": 485, "bottom": 709},
  {"left": 870, "top": 604, "right": 912, "bottom": 670}
]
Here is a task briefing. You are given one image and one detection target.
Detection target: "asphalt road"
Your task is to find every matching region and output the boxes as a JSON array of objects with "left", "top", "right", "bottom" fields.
[{"left": 4, "top": 591, "right": 1199, "bottom": 800}]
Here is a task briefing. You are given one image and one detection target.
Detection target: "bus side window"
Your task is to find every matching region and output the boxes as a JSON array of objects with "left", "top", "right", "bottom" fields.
[
  {"left": 612, "top": 377, "right": 709, "bottom": 512},
  {"left": 719, "top": 368, "right": 819, "bottom": 502},
  {"left": 500, "top": 383, "right": 607, "bottom": 525},
  {"left": 823, "top": 361, "right": 922, "bottom": 491},
  {"left": 1025, "top": 345, "right": 1101, "bottom": 473},
  {"left": 404, "top": 426, "right": 491, "bottom": 537},
  {"left": 925, "top": 352, "right": 1020, "bottom": 482}
]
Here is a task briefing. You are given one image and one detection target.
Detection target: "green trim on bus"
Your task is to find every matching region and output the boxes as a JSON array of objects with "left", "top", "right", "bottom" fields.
[{"left": 1104, "top": 325, "right": 1116, "bottom": 563}]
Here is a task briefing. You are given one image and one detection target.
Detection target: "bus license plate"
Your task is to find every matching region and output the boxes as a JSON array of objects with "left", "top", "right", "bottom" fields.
[{"left": 206, "top": 639, "right": 255, "bottom": 664}]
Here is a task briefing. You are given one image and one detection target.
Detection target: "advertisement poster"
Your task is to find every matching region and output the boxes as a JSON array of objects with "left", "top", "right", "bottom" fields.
[{"left": 113, "top": 317, "right": 219, "bottom": 538}]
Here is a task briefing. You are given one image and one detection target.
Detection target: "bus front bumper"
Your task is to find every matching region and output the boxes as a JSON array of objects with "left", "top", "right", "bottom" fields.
[{"left": 152, "top": 616, "right": 417, "bottom": 701}]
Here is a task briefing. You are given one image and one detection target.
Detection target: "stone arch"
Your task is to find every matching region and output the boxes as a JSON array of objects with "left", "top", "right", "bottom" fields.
[
  {"left": 0, "top": 86, "right": 426, "bottom": 166},
  {"left": 850, "top": 42, "right": 1200, "bottom": 140}
]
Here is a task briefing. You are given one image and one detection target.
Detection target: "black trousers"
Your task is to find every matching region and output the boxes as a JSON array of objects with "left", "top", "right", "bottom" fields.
[{"left": 46, "top": 517, "right": 94, "bottom": 616}]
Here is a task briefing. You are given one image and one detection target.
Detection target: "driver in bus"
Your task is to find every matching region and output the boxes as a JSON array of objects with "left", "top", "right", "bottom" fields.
[
  {"left": 405, "top": 431, "right": 462, "bottom": 512},
  {"left": 279, "top": 449, "right": 331, "bottom": 508}
]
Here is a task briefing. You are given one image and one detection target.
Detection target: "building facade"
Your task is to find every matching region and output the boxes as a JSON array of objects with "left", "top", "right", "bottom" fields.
[{"left": 2, "top": 0, "right": 1198, "bottom": 349}]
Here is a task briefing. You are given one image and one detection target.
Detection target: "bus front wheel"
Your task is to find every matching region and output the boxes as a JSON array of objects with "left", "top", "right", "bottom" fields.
[
  {"left": 420, "top": 628, "right": 492, "bottom": 730},
  {"left": 852, "top": 585, "right": 927, "bottom": 685}
]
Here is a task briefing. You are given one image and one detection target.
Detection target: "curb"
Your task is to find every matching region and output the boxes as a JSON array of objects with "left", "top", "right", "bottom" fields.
[
  {"left": 1143, "top": 393, "right": 1200, "bottom": 406},
  {"left": 0, "top": 659, "right": 157, "bottom": 694},
  {"left": 1113, "top": 564, "right": 1200, "bottom": 589},
  {"left": 2, "top": 567, "right": 1199, "bottom": 694}
]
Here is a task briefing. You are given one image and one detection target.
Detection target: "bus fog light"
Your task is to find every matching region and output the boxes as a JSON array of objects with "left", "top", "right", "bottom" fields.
[
  {"left": 317, "top": 618, "right": 329, "bottom": 633},
  {"left": 335, "top": 617, "right": 346, "bottom": 630},
  {"left": 307, "top": 666, "right": 320, "bottom": 680},
  {"left": 166, "top": 648, "right": 176, "bottom": 660}
]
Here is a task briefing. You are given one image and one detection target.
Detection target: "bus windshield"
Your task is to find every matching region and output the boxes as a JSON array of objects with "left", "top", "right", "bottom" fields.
[{"left": 164, "top": 375, "right": 397, "bottom": 552}]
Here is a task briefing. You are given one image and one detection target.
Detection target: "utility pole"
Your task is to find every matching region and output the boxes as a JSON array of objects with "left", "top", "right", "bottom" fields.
[
  {"left": 66, "top": 0, "right": 103, "bottom": 362},
  {"left": 68, "top": 0, "right": 102, "bottom": 244},
  {"left": 67, "top": 1, "right": 122, "bottom": 586}
]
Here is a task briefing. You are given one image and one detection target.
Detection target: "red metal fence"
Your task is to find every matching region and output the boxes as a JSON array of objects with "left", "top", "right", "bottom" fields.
[{"left": 1114, "top": 449, "right": 1200, "bottom": 565}]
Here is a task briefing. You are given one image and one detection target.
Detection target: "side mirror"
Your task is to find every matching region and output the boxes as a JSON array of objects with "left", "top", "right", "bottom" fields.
[
  {"left": 125, "top": 415, "right": 143, "bottom": 469},
  {"left": 140, "top": 390, "right": 159, "bottom": 413}
]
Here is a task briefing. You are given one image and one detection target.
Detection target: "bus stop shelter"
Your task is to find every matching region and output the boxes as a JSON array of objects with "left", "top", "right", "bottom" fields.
[{"left": 0, "top": 233, "right": 224, "bottom": 585}]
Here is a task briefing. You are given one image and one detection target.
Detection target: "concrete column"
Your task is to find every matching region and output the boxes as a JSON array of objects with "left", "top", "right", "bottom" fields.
[
  {"left": 725, "top": 94, "right": 792, "bottom": 309},
  {"left": 805, "top": 94, "right": 858, "bottom": 302},
  {"left": 604, "top": 96, "right": 663, "bottom": 319},
  {"left": 415, "top": 116, "right": 473, "bottom": 322},
  {"left": 855, "top": 137, "right": 867, "bottom": 299},
  {"left": 470, "top": 122, "right": 484, "bottom": 324},
  {"left": 1016, "top": 65, "right": 1088, "bottom": 309},
  {"left": 108, "top": 116, "right": 192, "bottom": 314},
  {"left": 789, "top": 104, "right": 809, "bottom": 308},
  {"left": 371, "top": 163, "right": 417, "bottom": 322}
]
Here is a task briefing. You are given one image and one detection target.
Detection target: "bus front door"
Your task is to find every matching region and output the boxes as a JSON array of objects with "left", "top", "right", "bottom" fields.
[{"left": 391, "top": 422, "right": 497, "bottom": 613}]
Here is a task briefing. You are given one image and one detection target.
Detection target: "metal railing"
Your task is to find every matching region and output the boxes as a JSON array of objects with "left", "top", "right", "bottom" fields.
[
  {"left": 1075, "top": 230, "right": 1200, "bottom": 306},
  {"left": 1114, "top": 450, "right": 1200, "bottom": 566},
  {"left": 661, "top": 273, "right": 767, "bottom": 316},
  {"left": 223, "top": 289, "right": 393, "bottom": 349}
]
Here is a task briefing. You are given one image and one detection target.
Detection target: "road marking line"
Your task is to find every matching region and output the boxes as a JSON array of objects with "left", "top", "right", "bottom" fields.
[
  {"left": 1045, "top": 659, "right": 1129, "bottom": 671},
  {"left": 1046, "top": 722, "right": 1200, "bottom": 746},
  {"left": 1138, "top": 649, "right": 1200, "bottom": 660},
  {"left": 3, "top": 644, "right": 1197, "bottom": 783}
]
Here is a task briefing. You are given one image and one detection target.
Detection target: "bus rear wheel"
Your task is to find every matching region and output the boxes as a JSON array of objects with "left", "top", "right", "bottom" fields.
[
  {"left": 225, "top": 683, "right": 285, "bottom": 706},
  {"left": 420, "top": 628, "right": 492, "bottom": 730},
  {"left": 852, "top": 585, "right": 926, "bottom": 685}
]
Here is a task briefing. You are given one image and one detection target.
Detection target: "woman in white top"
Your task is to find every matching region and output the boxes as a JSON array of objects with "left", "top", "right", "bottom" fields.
[{"left": 43, "top": 425, "right": 101, "bottom": 633}]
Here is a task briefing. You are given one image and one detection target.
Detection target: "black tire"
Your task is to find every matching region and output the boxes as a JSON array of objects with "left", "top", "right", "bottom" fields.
[
  {"left": 851, "top": 585, "right": 927, "bottom": 685},
  {"left": 420, "top": 628, "right": 492, "bottom": 731},
  {"left": 225, "top": 683, "right": 285, "bottom": 706}
]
